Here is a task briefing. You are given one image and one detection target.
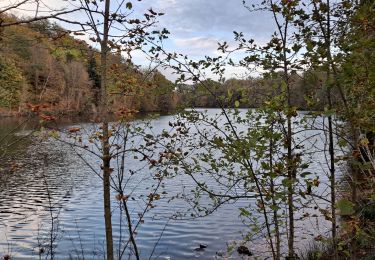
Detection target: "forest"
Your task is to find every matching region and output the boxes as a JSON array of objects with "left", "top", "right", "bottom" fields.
[
  {"left": 0, "top": 0, "right": 374, "bottom": 259},
  {"left": 0, "top": 14, "right": 178, "bottom": 115},
  {"left": 0, "top": 15, "right": 337, "bottom": 115}
]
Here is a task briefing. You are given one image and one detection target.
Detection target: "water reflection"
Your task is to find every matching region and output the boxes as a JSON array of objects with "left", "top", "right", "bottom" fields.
[{"left": 0, "top": 110, "right": 338, "bottom": 259}]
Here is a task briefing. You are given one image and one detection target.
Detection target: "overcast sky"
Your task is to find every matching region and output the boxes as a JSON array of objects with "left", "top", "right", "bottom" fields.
[
  {"left": 1, "top": 0, "right": 276, "bottom": 80},
  {"left": 133, "top": 1, "right": 274, "bottom": 64}
]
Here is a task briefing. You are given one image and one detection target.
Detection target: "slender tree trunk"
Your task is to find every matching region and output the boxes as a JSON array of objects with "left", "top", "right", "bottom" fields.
[
  {"left": 327, "top": 90, "right": 337, "bottom": 258},
  {"left": 325, "top": 1, "right": 338, "bottom": 257},
  {"left": 323, "top": 2, "right": 357, "bottom": 257},
  {"left": 270, "top": 5, "right": 295, "bottom": 255},
  {"left": 283, "top": 46, "right": 295, "bottom": 259},
  {"left": 271, "top": 180, "right": 280, "bottom": 260},
  {"left": 286, "top": 115, "right": 295, "bottom": 259},
  {"left": 100, "top": 0, "right": 114, "bottom": 259},
  {"left": 102, "top": 125, "right": 113, "bottom": 260},
  {"left": 269, "top": 123, "right": 281, "bottom": 260},
  {"left": 123, "top": 200, "right": 140, "bottom": 260}
]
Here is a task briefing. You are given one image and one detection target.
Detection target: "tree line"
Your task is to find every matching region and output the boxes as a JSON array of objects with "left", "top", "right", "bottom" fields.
[{"left": 0, "top": 14, "right": 178, "bottom": 116}]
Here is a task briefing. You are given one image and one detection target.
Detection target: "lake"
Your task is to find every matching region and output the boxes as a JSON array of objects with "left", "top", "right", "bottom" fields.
[{"left": 0, "top": 109, "right": 340, "bottom": 259}]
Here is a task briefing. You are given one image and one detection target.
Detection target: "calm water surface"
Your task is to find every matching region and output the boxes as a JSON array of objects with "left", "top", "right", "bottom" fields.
[{"left": 0, "top": 110, "right": 338, "bottom": 259}]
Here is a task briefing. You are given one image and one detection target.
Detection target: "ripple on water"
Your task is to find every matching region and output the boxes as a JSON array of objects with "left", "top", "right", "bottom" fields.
[{"left": 0, "top": 111, "right": 337, "bottom": 259}]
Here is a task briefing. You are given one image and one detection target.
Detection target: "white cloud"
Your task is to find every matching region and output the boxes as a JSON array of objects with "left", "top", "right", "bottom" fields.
[
  {"left": 155, "top": 0, "right": 177, "bottom": 9},
  {"left": 174, "top": 36, "right": 219, "bottom": 56}
]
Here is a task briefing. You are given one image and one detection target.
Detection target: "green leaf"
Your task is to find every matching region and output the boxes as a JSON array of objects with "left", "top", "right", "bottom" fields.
[
  {"left": 234, "top": 100, "right": 240, "bottom": 108},
  {"left": 336, "top": 199, "right": 355, "bottom": 216},
  {"left": 282, "top": 178, "right": 292, "bottom": 188},
  {"left": 300, "top": 171, "right": 312, "bottom": 178},
  {"left": 126, "top": 2, "right": 132, "bottom": 9},
  {"left": 227, "top": 89, "right": 233, "bottom": 98},
  {"left": 338, "top": 139, "right": 347, "bottom": 148},
  {"left": 239, "top": 207, "right": 251, "bottom": 217},
  {"left": 49, "top": 130, "right": 60, "bottom": 139}
]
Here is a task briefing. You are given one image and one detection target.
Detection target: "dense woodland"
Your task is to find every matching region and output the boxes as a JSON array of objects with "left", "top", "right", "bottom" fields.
[
  {"left": 0, "top": 14, "right": 178, "bottom": 115},
  {"left": 179, "top": 72, "right": 330, "bottom": 109}
]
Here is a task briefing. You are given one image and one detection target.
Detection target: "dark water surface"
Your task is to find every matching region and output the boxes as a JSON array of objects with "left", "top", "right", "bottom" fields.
[{"left": 0, "top": 110, "right": 338, "bottom": 259}]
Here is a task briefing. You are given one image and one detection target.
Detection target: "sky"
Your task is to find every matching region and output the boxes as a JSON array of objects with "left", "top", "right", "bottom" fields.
[
  {"left": 1, "top": 0, "right": 276, "bottom": 80},
  {"left": 131, "top": 0, "right": 275, "bottom": 80}
]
